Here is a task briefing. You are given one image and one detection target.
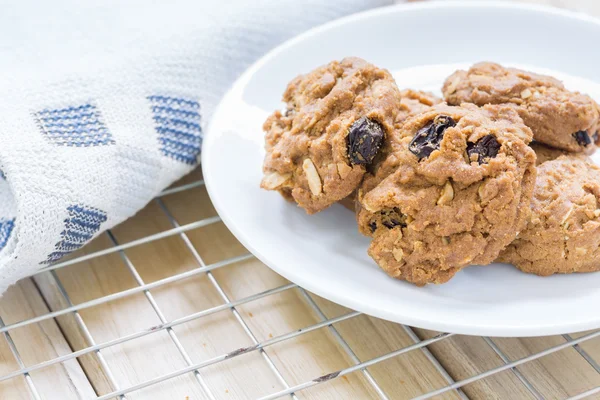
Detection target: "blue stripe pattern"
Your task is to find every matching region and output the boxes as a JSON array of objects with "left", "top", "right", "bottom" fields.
[
  {"left": 35, "top": 104, "right": 115, "bottom": 147},
  {"left": 43, "top": 204, "right": 107, "bottom": 264},
  {"left": 0, "top": 218, "right": 15, "bottom": 251},
  {"left": 148, "top": 95, "right": 202, "bottom": 165}
]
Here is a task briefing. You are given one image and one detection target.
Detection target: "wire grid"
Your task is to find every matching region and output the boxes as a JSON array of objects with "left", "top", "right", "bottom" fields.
[{"left": 0, "top": 174, "right": 599, "bottom": 399}]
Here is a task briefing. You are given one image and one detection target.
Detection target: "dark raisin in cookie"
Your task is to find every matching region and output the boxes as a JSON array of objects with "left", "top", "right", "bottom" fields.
[
  {"left": 442, "top": 62, "right": 600, "bottom": 152},
  {"left": 261, "top": 57, "right": 401, "bottom": 214},
  {"left": 357, "top": 103, "right": 536, "bottom": 285}
]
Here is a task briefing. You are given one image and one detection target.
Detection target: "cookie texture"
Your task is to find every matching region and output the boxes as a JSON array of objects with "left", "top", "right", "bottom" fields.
[
  {"left": 357, "top": 103, "right": 536, "bottom": 285},
  {"left": 339, "top": 191, "right": 356, "bottom": 212},
  {"left": 530, "top": 141, "right": 590, "bottom": 166},
  {"left": 443, "top": 62, "right": 599, "bottom": 152},
  {"left": 261, "top": 57, "right": 401, "bottom": 214},
  {"left": 397, "top": 89, "right": 442, "bottom": 123},
  {"left": 530, "top": 142, "right": 568, "bottom": 165},
  {"left": 498, "top": 156, "right": 600, "bottom": 276}
]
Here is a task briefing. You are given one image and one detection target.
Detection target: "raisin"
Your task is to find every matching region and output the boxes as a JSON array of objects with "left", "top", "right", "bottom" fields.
[
  {"left": 347, "top": 117, "right": 384, "bottom": 165},
  {"left": 467, "top": 135, "right": 501, "bottom": 164},
  {"left": 369, "top": 221, "right": 377, "bottom": 233},
  {"left": 380, "top": 207, "right": 406, "bottom": 229},
  {"left": 409, "top": 115, "right": 456, "bottom": 159},
  {"left": 573, "top": 130, "right": 592, "bottom": 147}
]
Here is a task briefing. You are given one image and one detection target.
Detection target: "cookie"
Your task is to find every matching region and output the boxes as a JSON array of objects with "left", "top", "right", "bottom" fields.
[
  {"left": 261, "top": 57, "right": 401, "bottom": 214},
  {"left": 442, "top": 62, "right": 600, "bottom": 152},
  {"left": 357, "top": 103, "right": 536, "bottom": 285},
  {"left": 498, "top": 156, "right": 600, "bottom": 276}
]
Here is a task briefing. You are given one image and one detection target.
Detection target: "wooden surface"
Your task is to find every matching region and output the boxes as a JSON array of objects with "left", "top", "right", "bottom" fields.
[{"left": 2, "top": 1, "right": 600, "bottom": 399}]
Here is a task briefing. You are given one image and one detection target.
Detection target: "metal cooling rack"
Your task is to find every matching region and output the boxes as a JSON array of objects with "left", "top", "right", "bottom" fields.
[{"left": 1, "top": 174, "right": 600, "bottom": 400}]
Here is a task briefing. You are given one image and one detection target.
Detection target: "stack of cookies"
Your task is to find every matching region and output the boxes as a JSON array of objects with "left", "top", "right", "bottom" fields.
[{"left": 260, "top": 57, "right": 600, "bottom": 286}]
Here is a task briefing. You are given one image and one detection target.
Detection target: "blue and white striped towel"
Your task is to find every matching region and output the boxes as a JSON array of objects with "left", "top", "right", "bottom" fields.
[{"left": 0, "top": 0, "right": 391, "bottom": 293}]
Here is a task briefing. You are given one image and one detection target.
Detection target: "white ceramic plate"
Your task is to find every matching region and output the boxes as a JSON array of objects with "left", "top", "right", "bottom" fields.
[{"left": 203, "top": 1, "right": 600, "bottom": 336}]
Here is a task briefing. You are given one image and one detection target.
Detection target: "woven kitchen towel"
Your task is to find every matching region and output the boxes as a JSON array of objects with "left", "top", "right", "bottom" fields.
[{"left": 0, "top": 0, "right": 392, "bottom": 293}]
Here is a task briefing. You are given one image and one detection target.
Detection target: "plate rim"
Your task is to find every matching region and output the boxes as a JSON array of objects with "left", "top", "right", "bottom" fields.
[{"left": 203, "top": 1, "right": 600, "bottom": 336}]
